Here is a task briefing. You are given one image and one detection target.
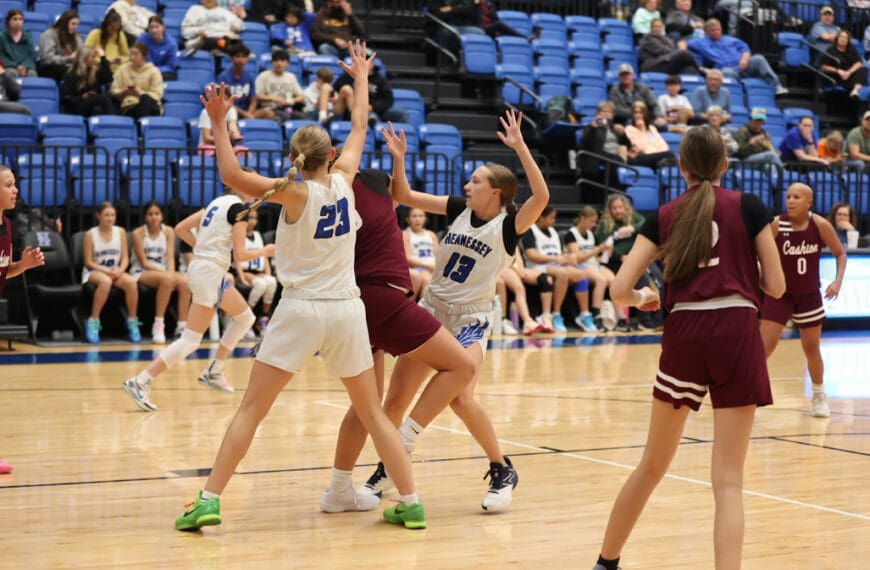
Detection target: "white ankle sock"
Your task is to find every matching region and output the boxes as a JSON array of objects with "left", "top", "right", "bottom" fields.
[
  {"left": 399, "top": 418, "right": 423, "bottom": 453},
  {"left": 136, "top": 370, "right": 153, "bottom": 385},
  {"left": 154, "top": 316, "right": 164, "bottom": 323},
  {"left": 330, "top": 467, "right": 353, "bottom": 488},
  {"left": 209, "top": 359, "right": 225, "bottom": 375},
  {"left": 201, "top": 490, "right": 219, "bottom": 500},
  {"left": 399, "top": 493, "right": 418, "bottom": 506},
  {"left": 812, "top": 383, "right": 825, "bottom": 395},
  {"left": 319, "top": 110, "right": 328, "bottom": 120}
]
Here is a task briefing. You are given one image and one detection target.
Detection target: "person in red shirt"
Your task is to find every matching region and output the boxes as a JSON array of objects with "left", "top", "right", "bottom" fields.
[
  {"left": 592, "top": 126, "right": 785, "bottom": 570},
  {"left": 759, "top": 183, "right": 847, "bottom": 418},
  {"left": 0, "top": 164, "right": 46, "bottom": 475}
]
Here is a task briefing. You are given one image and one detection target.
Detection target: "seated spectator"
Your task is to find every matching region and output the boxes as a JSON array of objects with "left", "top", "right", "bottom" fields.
[
  {"left": 216, "top": 43, "right": 257, "bottom": 119},
  {"left": 110, "top": 41, "right": 163, "bottom": 118},
  {"left": 81, "top": 201, "right": 141, "bottom": 344},
  {"left": 270, "top": 6, "right": 315, "bottom": 56},
  {"left": 130, "top": 201, "right": 191, "bottom": 343},
  {"left": 522, "top": 205, "right": 602, "bottom": 333},
  {"left": 85, "top": 9, "right": 130, "bottom": 74},
  {"left": 61, "top": 46, "right": 115, "bottom": 116},
  {"left": 665, "top": 0, "right": 705, "bottom": 42},
  {"left": 0, "top": 10, "right": 37, "bottom": 79},
  {"left": 657, "top": 74, "right": 695, "bottom": 133},
  {"left": 476, "top": 0, "right": 537, "bottom": 41},
  {"left": 818, "top": 130, "right": 845, "bottom": 164},
  {"left": 564, "top": 205, "right": 617, "bottom": 332},
  {"left": 821, "top": 30, "right": 868, "bottom": 99},
  {"left": 707, "top": 105, "right": 738, "bottom": 155},
  {"left": 688, "top": 18, "right": 787, "bottom": 95},
  {"left": 780, "top": 116, "right": 828, "bottom": 165},
  {"left": 639, "top": 18, "right": 702, "bottom": 76},
  {"left": 197, "top": 89, "right": 246, "bottom": 155},
  {"left": 690, "top": 68, "right": 731, "bottom": 122},
  {"left": 37, "top": 9, "right": 82, "bottom": 82},
  {"left": 217, "top": 0, "right": 247, "bottom": 20},
  {"left": 0, "top": 60, "right": 30, "bottom": 114},
  {"left": 249, "top": 0, "right": 302, "bottom": 25},
  {"left": 576, "top": 101, "right": 631, "bottom": 203},
  {"left": 302, "top": 66, "right": 335, "bottom": 123},
  {"left": 593, "top": 194, "right": 641, "bottom": 331},
  {"left": 632, "top": 0, "right": 661, "bottom": 36},
  {"left": 312, "top": 0, "right": 366, "bottom": 58},
  {"left": 608, "top": 63, "right": 665, "bottom": 126},
  {"left": 403, "top": 207, "right": 438, "bottom": 301},
  {"left": 252, "top": 48, "right": 305, "bottom": 121},
  {"left": 811, "top": 6, "right": 840, "bottom": 52},
  {"left": 734, "top": 107, "right": 783, "bottom": 167},
  {"left": 181, "top": 0, "right": 245, "bottom": 55},
  {"left": 107, "top": 0, "right": 155, "bottom": 45},
  {"left": 495, "top": 247, "right": 543, "bottom": 335},
  {"left": 137, "top": 15, "right": 177, "bottom": 81},
  {"left": 828, "top": 202, "right": 858, "bottom": 247},
  {"left": 333, "top": 65, "right": 408, "bottom": 124},
  {"left": 625, "top": 101, "right": 675, "bottom": 167},
  {"left": 235, "top": 209, "right": 277, "bottom": 337},
  {"left": 847, "top": 110, "right": 870, "bottom": 170}
]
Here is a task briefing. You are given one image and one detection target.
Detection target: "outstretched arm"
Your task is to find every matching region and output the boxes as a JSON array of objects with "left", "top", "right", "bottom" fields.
[
  {"left": 331, "top": 40, "right": 377, "bottom": 183},
  {"left": 382, "top": 122, "right": 449, "bottom": 215},
  {"left": 498, "top": 110, "right": 549, "bottom": 234},
  {"left": 610, "top": 236, "right": 660, "bottom": 310}
]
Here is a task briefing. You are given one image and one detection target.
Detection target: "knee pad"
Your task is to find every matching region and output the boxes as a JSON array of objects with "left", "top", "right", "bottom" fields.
[
  {"left": 262, "top": 276, "right": 278, "bottom": 304},
  {"left": 574, "top": 279, "right": 589, "bottom": 293},
  {"left": 536, "top": 273, "right": 553, "bottom": 292},
  {"left": 159, "top": 328, "right": 203, "bottom": 367},
  {"left": 220, "top": 308, "right": 256, "bottom": 348}
]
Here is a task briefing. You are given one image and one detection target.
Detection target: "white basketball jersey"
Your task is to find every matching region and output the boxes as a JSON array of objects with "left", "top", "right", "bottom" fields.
[
  {"left": 405, "top": 228, "right": 435, "bottom": 269},
  {"left": 82, "top": 226, "right": 123, "bottom": 282},
  {"left": 130, "top": 225, "right": 168, "bottom": 274},
  {"left": 241, "top": 230, "right": 267, "bottom": 272},
  {"left": 274, "top": 174, "right": 360, "bottom": 299},
  {"left": 429, "top": 209, "right": 512, "bottom": 306},
  {"left": 193, "top": 194, "right": 242, "bottom": 269},
  {"left": 568, "top": 226, "right": 600, "bottom": 268},
  {"left": 525, "top": 224, "right": 562, "bottom": 270}
]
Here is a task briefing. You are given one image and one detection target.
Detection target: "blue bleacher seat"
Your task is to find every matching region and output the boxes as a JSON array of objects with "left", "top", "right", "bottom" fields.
[
  {"left": 416, "top": 144, "right": 461, "bottom": 196},
  {"left": 659, "top": 164, "right": 687, "bottom": 201},
  {"left": 164, "top": 81, "right": 203, "bottom": 104},
  {"left": 177, "top": 156, "right": 222, "bottom": 206},
  {"left": 419, "top": 123, "right": 463, "bottom": 150},
  {"left": 163, "top": 102, "right": 203, "bottom": 122},
  {"left": 241, "top": 22, "right": 271, "bottom": 56},
  {"left": 598, "top": 18, "right": 633, "bottom": 47},
  {"left": 125, "top": 154, "right": 174, "bottom": 206},
  {"left": 29, "top": 1, "right": 69, "bottom": 19},
  {"left": 806, "top": 170, "right": 844, "bottom": 214},
  {"left": 237, "top": 118, "right": 283, "bottom": 150},
  {"left": 17, "top": 151, "right": 68, "bottom": 207},
  {"left": 139, "top": 116, "right": 188, "bottom": 148},
  {"left": 373, "top": 122, "right": 418, "bottom": 173},
  {"left": 495, "top": 63, "right": 536, "bottom": 107},
  {"left": 661, "top": 131, "right": 683, "bottom": 155},
  {"left": 530, "top": 13, "right": 567, "bottom": 42},
  {"left": 732, "top": 166, "right": 773, "bottom": 208},
  {"left": 327, "top": 120, "right": 374, "bottom": 167},
  {"left": 496, "top": 36, "right": 534, "bottom": 69},
  {"left": 537, "top": 83, "right": 572, "bottom": 111},
  {"left": 19, "top": 76, "right": 59, "bottom": 116},
  {"left": 177, "top": 51, "right": 216, "bottom": 76},
  {"left": 0, "top": 113, "right": 37, "bottom": 162},
  {"left": 23, "top": 11, "right": 50, "bottom": 34},
  {"left": 565, "top": 15, "right": 598, "bottom": 37},
  {"left": 301, "top": 54, "right": 342, "bottom": 84},
  {"left": 845, "top": 171, "right": 870, "bottom": 215},
  {"left": 71, "top": 153, "right": 115, "bottom": 207},
  {"left": 88, "top": 114, "right": 137, "bottom": 140},
  {"left": 0, "top": 0, "right": 25, "bottom": 15},
  {"left": 461, "top": 34, "right": 497, "bottom": 75},
  {"left": 391, "top": 89, "right": 426, "bottom": 129},
  {"left": 496, "top": 10, "right": 532, "bottom": 36},
  {"left": 535, "top": 65, "right": 571, "bottom": 88},
  {"left": 283, "top": 119, "right": 319, "bottom": 143}
]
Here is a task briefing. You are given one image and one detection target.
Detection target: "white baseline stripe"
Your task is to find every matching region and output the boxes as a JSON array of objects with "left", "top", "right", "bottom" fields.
[{"left": 315, "top": 399, "right": 870, "bottom": 521}]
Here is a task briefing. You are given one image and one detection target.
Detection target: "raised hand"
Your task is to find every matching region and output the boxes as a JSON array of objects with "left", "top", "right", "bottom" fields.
[
  {"left": 337, "top": 40, "right": 376, "bottom": 78},
  {"left": 496, "top": 109, "right": 524, "bottom": 150},
  {"left": 200, "top": 83, "right": 236, "bottom": 124},
  {"left": 380, "top": 122, "right": 408, "bottom": 159}
]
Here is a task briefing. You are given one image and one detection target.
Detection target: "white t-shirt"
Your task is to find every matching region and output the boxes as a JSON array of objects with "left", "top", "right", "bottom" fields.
[
  {"left": 657, "top": 93, "right": 693, "bottom": 120},
  {"left": 197, "top": 107, "right": 238, "bottom": 145},
  {"left": 255, "top": 69, "right": 303, "bottom": 111}
]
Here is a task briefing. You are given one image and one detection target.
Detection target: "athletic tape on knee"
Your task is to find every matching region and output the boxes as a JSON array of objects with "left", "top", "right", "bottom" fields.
[
  {"left": 537, "top": 273, "right": 553, "bottom": 292},
  {"left": 220, "top": 308, "right": 256, "bottom": 348},
  {"left": 159, "top": 328, "right": 204, "bottom": 367},
  {"left": 574, "top": 279, "right": 589, "bottom": 293}
]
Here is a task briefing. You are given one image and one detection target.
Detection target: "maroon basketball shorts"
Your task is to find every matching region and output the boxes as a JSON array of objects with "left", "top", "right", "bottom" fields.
[
  {"left": 761, "top": 290, "right": 825, "bottom": 329},
  {"left": 359, "top": 282, "right": 442, "bottom": 356},
  {"left": 655, "top": 307, "right": 772, "bottom": 410}
]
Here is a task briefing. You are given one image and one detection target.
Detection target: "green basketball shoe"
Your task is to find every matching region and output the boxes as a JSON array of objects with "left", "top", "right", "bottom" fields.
[
  {"left": 383, "top": 501, "right": 427, "bottom": 529},
  {"left": 175, "top": 491, "right": 222, "bottom": 531}
]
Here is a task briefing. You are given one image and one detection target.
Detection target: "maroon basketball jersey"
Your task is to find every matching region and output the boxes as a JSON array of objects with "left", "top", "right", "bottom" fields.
[
  {"left": 774, "top": 213, "right": 822, "bottom": 294},
  {"left": 0, "top": 215, "right": 12, "bottom": 295},
  {"left": 352, "top": 170, "right": 413, "bottom": 290},
  {"left": 658, "top": 187, "right": 762, "bottom": 310}
]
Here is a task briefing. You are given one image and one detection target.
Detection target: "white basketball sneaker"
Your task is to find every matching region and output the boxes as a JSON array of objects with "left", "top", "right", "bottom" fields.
[
  {"left": 812, "top": 393, "right": 830, "bottom": 418},
  {"left": 357, "top": 462, "right": 395, "bottom": 498}
]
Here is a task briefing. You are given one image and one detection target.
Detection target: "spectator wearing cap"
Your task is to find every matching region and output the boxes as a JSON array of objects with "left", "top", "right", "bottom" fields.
[
  {"left": 735, "top": 107, "right": 783, "bottom": 167},
  {"left": 607, "top": 63, "right": 665, "bottom": 127},
  {"left": 688, "top": 19, "right": 788, "bottom": 95},
  {"left": 779, "top": 116, "right": 829, "bottom": 165},
  {"left": 821, "top": 29, "right": 868, "bottom": 98},
  {"left": 690, "top": 68, "right": 731, "bottom": 122},
  {"left": 811, "top": 6, "right": 840, "bottom": 52},
  {"left": 846, "top": 110, "right": 870, "bottom": 170}
]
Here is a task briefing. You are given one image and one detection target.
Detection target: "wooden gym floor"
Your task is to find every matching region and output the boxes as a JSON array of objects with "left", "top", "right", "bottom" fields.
[{"left": 0, "top": 331, "right": 868, "bottom": 569}]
